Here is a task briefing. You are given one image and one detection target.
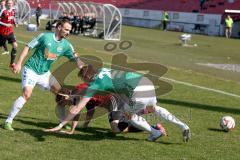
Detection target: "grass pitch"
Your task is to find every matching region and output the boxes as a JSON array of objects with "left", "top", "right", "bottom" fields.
[{"left": 0, "top": 22, "right": 239, "bottom": 160}]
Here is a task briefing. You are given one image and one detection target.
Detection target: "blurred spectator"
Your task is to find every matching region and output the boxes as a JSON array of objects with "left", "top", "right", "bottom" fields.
[
  {"left": 0, "top": 0, "right": 9, "bottom": 55},
  {"left": 162, "top": 11, "right": 169, "bottom": 31},
  {"left": 200, "top": 0, "right": 206, "bottom": 10},
  {"left": 81, "top": 13, "right": 96, "bottom": 34},
  {"left": 35, "top": 4, "right": 42, "bottom": 28},
  {"left": 109, "top": 15, "right": 119, "bottom": 33},
  {"left": 69, "top": 12, "right": 74, "bottom": 33},
  {"left": 77, "top": 15, "right": 84, "bottom": 34},
  {"left": 53, "top": 12, "right": 97, "bottom": 36},
  {"left": 45, "top": 19, "right": 57, "bottom": 31},
  {"left": 71, "top": 12, "right": 78, "bottom": 34},
  {"left": 225, "top": 15, "right": 233, "bottom": 38},
  {"left": 88, "top": 14, "right": 96, "bottom": 29},
  {"left": 59, "top": 12, "right": 70, "bottom": 21}
]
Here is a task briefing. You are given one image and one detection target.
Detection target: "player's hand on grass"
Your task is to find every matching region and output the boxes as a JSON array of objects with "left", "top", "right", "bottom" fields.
[
  {"left": 59, "top": 130, "right": 74, "bottom": 135},
  {"left": 44, "top": 124, "right": 63, "bottom": 132}
]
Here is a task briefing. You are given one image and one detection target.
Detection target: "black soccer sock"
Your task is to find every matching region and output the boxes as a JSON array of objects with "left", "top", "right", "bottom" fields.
[
  {"left": 3, "top": 43, "right": 8, "bottom": 52},
  {"left": 10, "top": 48, "right": 17, "bottom": 64}
]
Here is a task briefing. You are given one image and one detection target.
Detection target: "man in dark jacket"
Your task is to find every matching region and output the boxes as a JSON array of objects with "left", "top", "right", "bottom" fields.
[{"left": 35, "top": 4, "right": 42, "bottom": 28}]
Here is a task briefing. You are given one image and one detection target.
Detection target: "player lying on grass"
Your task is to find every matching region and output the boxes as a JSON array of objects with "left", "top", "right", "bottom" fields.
[
  {"left": 55, "top": 83, "right": 167, "bottom": 135},
  {"left": 46, "top": 65, "right": 191, "bottom": 142}
]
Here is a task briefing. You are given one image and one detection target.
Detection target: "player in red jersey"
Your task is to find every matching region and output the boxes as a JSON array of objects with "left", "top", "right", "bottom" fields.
[
  {"left": 0, "top": 0, "right": 17, "bottom": 68},
  {"left": 54, "top": 83, "right": 167, "bottom": 135},
  {"left": 0, "top": 0, "right": 9, "bottom": 55},
  {"left": 55, "top": 83, "right": 117, "bottom": 129}
]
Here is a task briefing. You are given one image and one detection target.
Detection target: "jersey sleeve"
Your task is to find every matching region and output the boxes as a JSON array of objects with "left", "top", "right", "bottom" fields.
[
  {"left": 27, "top": 33, "right": 44, "bottom": 49},
  {"left": 13, "top": 9, "right": 17, "bottom": 25},
  {"left": 0, "top": 9, "right": 4, "bottom": 19},
  {"left": 63, "top": 43, "right": 75, "bottom": 61},
  {"left": 0, "top": 10, "right": 7, "bottom": 26},
  {"left": 83, "top": 82, "right": 100, "bottom": 98}
]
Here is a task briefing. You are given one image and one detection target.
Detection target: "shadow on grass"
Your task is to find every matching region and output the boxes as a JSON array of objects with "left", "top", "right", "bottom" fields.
[
  {"left": 0, "top": 75, "right": 21, "bottom": 83},
  {"left": 158, "top": 98, "right": 240, "bottom": 114},
  {"left": 0, "top": 115, "right": 139, "bottom": 142},
  {"left": 0, "top": 113, "right": 48, "bottom": 122},
  {"left": 208, "top": 128, "right": 226, "bottom": 133},
  {"left": 154, "top": 140, "right": 182, "bottom": 145},
  {"left": 1, "top": 114, "right": 185, "bottom": 144},
  {"left": 16, "top": 126, "right": 140, "bottom": 142},
  {"left": 0, "top": 66, "right": 10, "bottom": 71},
  {"left": 17, "top": 126, "right": 183, "bottom": 144}
]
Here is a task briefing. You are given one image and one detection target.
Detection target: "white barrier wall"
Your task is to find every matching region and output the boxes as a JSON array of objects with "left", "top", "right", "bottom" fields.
[
  {"left": 37, "top": 8, "right": 240, "bottom": 37},
  {"left": 120, "top": 8, "right": 235, "bottom": 37}
]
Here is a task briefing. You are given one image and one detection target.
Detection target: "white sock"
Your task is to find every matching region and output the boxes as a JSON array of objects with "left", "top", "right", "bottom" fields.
[
  {"left": 6, "top": 96, "right": 27, "bottom": 124},
  {"left": 154, "top": 106, "right": 189, "bottom": 131},
  {"left": 130, "top": 114, "right": 159, "bottom": 135}
]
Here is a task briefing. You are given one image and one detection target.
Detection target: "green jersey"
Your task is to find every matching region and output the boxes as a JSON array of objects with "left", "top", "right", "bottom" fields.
[
  {"left": 84, "top": 68, "right": 142, "bottom": 98},
  {"left": 25, "top": 32, "right": 75, "bottom": 74}
]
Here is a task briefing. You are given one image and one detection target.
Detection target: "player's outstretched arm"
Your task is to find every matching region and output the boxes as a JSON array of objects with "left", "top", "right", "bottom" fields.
[
  {"left": 44, "top": 97, "right": 91, "bottom": 132},
  {"left": 14, "top": 46, "right": 30, "bottom": 74},
  {"left": 74, "top": 56, "right": 85, "bottom": 70}
]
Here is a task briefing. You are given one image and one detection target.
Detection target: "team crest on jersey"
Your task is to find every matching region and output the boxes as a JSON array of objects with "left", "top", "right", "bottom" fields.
[
  {"left": 44, "top": 48, "right": 58, "bottom": 60},
  {"left": 57, "top": 46, "right": 63, "bottom": 52}
]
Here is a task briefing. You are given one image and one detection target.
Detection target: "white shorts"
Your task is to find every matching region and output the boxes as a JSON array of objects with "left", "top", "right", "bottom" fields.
[
  {"left": 21, "top": 66, "right": 58, "bottom": 90},
  {"left": 123, "top": 96, "right": 157, "bottom": 114},
  {"left": 123, "top": 77, "right": 157, "bottom": 113}
]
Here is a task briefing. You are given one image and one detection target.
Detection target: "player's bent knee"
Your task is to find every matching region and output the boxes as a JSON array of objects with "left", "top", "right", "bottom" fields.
[
  {"left": 13, "top": 42, "right": 18, "bottom": 48},
  {"left": 22, "top": 89, "right": 33, "bottom": 101}
]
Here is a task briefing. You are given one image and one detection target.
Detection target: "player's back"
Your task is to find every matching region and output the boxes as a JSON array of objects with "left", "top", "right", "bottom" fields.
[{"left": 86, "top": 68, "right": 143, "bottom": 98}]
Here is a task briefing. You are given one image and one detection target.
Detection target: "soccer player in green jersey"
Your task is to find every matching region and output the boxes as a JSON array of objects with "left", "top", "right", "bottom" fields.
[
  {"left": 4, "top": 19, "right": 84, "bottom": 131},
  {"left": 46, "top": 65, "right": 191, "bottom": 142}
]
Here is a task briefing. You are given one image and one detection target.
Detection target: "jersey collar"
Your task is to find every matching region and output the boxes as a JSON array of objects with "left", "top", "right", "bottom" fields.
[{"left": 53, "top": 33, "right": 63, "bottom": 43}]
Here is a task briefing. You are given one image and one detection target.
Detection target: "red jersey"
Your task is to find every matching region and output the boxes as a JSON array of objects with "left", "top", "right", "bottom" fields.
[
  {"left": 75, "top": 83, "right": 112, "bottom": 106},
  {"left": 0, "top": 8, "right": 16, "bottom": 36}
]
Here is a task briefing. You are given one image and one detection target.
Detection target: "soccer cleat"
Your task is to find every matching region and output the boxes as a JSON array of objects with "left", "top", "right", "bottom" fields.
[
  {"left": 154, "top": 123, "right": 167, "bottom": 136},
  {"left": 183, "top": 129, "right": 191, "bottom": 142},
  {"left": 147, "top": 130, "right": 162, "bottom": 142},
  {"left": 3, "top": 122, "right": 14, "bottom": 131},
  {"left": 2, "top": 51, "right": 9, "bottom": 55}
]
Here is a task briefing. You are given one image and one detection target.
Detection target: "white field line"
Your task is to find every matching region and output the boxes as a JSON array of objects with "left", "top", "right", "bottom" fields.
[
  {"left": 161, "top": 77, "right": 240, "bottom": 99},
  {"left": 17, "top": 40, "right": 27, "bottom": 45},
  {"left": 17, "top": 40, "right": 240, "bottom": 99}
]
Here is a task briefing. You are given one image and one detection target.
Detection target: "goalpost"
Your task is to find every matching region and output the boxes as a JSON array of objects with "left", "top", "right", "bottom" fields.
[{"left": 49, "top": 1, "right": 122, "bottom": 41}]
